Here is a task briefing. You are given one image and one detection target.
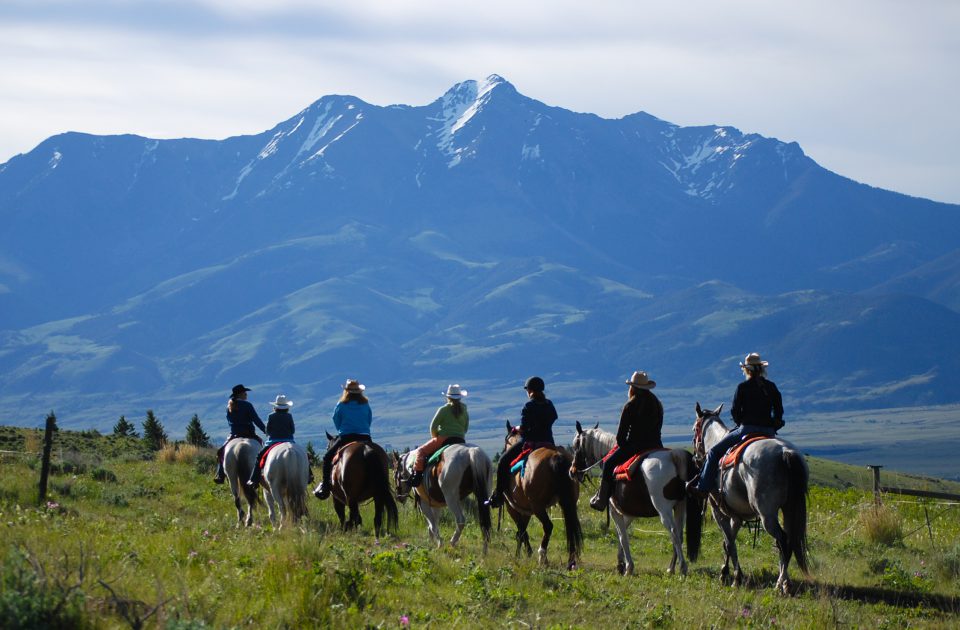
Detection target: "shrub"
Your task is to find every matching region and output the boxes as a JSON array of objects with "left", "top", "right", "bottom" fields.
[
  {"left": 936, "top": 544, "right": 960, "bottom": 580},
  {"left": 90, "top": 468, "right": 117, "bottom": 483},
  {"left": 860, "top": 504, "right": 903, "bottom": 546},
  {"left": 157, "top": 444, "right": 179, "bottom": 463},
  {"left": 0, "top": 548, "right": 90, "bottom": 629}
]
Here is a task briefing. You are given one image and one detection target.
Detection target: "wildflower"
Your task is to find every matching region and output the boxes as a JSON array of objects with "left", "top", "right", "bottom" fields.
[
  {"left": 45, "top": 501, "right": 60, "bottom": 510},
  {"left": 740, "top": 606, "right": 751, "bottom": 618},
  {"left": 188, "top": 550, "right": 199, "bottom": 559},
  {"left": 202, "top": 529, "right": 210, "bottom": 537},
  {"left": 400, "top": 615, "right": 410, "bottom": 627}
]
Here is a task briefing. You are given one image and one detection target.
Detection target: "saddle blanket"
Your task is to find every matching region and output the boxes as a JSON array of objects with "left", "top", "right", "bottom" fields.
[
  {"left": 331, "top": 439, "right": 369, "bottom": 467},
  {"left": 720, "top": 435, "right": 771, "bottom": 469},
  {"left": 258, "top": 440, "right": 293, "bottom": 469},
  {"left": 613, "top": 448, "right": 669, "bottom": 481},
  {"left": 509, "top": 442, "right": 556, "bottom": 476}
]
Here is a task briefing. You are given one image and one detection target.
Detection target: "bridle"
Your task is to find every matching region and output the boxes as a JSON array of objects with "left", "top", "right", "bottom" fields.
[
  {"left": 393, "top": 454, "right": 413, "bottom": 502},
  {"left": 568, "top": 431, "right": 606, "bottom": 483},
  {"left": 693, "top": 410, "right": 721, "bottom": 464}
]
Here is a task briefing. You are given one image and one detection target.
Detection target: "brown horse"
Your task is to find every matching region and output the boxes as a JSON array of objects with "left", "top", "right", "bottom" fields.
[
  {"left": 499, "top": 421, "right": 583, "bottom": 569},
  {"left": 325, "top": 432, "right": 398, "bottom": 540}
]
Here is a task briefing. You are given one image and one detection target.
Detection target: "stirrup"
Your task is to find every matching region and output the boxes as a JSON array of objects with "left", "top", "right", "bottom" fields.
[{"left": 410, "top": 471, "right": 424, "bottom": 487}]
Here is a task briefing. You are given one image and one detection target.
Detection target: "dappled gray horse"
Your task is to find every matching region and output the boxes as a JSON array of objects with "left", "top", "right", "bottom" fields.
[
  {"left": 693, "top": 403, "right": 809, "bottom": 593},
  {"left": 224, "top": 438, "right": 259, "bottom": 527},
  {"left": 262, "top": 442, "right": 310, "bottom": 530}
]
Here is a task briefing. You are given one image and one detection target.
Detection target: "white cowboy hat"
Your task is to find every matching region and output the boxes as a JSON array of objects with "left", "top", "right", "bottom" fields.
[
  {"left": 270, "top": 394, "right": 293, "bottom": 409},
  {"left": 625, "top": 371, "right": 656, "bottom": 389},
  {"left": 342, "top": 379, "right": 366, "bottom": 394},
  {"left": 443, "top": 384, "right": 468, "bottom": 399},
  {"left": 740, "top": 352, "right": 769, "bottom": 368}
]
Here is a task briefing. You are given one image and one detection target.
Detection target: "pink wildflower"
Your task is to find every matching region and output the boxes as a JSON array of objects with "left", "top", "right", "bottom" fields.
[{"left": 400, "top": 615, "right": 410, "bottom": 627}]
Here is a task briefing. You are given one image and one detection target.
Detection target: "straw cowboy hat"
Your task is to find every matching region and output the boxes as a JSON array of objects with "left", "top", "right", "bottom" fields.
[
  {"left": 740, "top": 352, "right": 769, "bottom": 368},
  {"left": 342, "top": 379, "right": 366, "bottom": 394},
  {"left": 269, "top": 394, "right": 293, "bottom": 409},
  {"left": 625, "top": 371, "right": 656, "bottom": 389},
  {"left": 443, "top": 384, "right": 468, "bottom": 399}
]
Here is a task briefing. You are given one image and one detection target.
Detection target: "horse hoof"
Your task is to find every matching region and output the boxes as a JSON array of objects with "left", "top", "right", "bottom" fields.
[{"left": 617, "top": 561, "right": 626, "bottom": 575}]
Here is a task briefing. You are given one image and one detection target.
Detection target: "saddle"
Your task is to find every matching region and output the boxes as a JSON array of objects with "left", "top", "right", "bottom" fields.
[
  {"left": 720, "top": 434, "right": 771, "bottom": 469},
  {"left": 257, "top": 441, "right": 292, "bottom": 469},
  {"left": 613, "top": 447, "right": 669, "bottom": 482},
  {"left": 509, "top": 442, "right": 557, "bottom": 477}
]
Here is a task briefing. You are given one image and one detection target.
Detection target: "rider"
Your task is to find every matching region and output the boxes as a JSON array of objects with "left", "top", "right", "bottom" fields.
[
  {"left": 213, "top": 384, "right": 266, "bottom": 484},
  {"left": 313, "top": 379, "right": 372, "bottom": 500},
  {"left": 410, "top": 384, "right": 470, "bottom": 487},
  {"left": 246, "top": 394, "right": 296, "bottom": 488},
  {"left": 486, "top": 376, "right": 558, "bottom": 508},
  {"left": 687, "top": 352, "right": 784, "bottom": 499},
  {"left": 589, "top": 371, "right": 664, "bottom": 511}
]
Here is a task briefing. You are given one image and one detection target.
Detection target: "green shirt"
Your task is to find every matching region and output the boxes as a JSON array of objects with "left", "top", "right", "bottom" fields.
[{"left": 430, "top": 402, "right": 469, "bottom": 438}]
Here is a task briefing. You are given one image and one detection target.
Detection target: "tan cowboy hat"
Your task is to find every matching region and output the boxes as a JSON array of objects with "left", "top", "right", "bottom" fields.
[
  {"left": 740, "top": 352, "right": 769, "bottom": 368},
  {"left": 625, "top": 371, "right": 656, "bottom": 389},
  {"left": 443, "top": 384, "right": 468, "bottom": 399},
  {"left": 342, "top": 379, "right": 366, "bottom": 394},
  {"left": 269, "top": 394, "right": 293, "bottom": 409}
]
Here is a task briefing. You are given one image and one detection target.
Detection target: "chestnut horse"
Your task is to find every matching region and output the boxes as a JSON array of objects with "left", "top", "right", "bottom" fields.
[
  {"left": 693, "top": 403, "right": 809, "bottom": 593},
  {"left": 323, "top": 432, "right": 398, "bottom": 540},
  {"left": 499, "top": 421, "right": 583, "bottom": 569},
  {"left": 570, "top": 421, "right": 702, "bottom": 575}
]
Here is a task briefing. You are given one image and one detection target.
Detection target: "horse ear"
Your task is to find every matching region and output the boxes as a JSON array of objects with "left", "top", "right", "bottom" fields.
[
  {"left": 505, "top": 420, "right": 512, "bottom": 432},
  {"left": 575, "top": 420, "right": 583, "bottom": 434},
  {"left": 593, "top": 421, "right": 599, "bottom": 430},
  {"left": 325, "top": 430, "right": 334, "bottom": 440},
  {"left": 696, "top": 402, "right": 703, "bottom": 416},
  {"left": 714, "top": 403, "right": 724, "bottom": 415}
]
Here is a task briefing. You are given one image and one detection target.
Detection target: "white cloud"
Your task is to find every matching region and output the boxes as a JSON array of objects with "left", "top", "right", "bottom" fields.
[{"left": 1, "top": 0, "right": 958, "bottom": 202}]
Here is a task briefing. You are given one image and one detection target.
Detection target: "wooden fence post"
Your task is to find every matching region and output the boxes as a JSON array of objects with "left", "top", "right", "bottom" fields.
[
  {"left": 38, "top": 411, "right": 57, "bottom": 506},
  {"left": 867, "top": 465, "right": 883, "bottom": 506}
]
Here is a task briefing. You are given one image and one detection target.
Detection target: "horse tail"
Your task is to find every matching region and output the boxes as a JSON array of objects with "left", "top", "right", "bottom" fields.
[
  {"left": 470, "top": 449, "right": 493, "bottom": 543},
  {"left": 550, "top": 452, "right": 583, "bottom": 559},
  {"left": 286, "top": 452, "right": 310, "bottom": 521},
  {"left": 370, "top": 448, "right": 399, "bottom": 534},
  {"left": 238, "top": 451, "right": 259, "bottom": 508},
  {"left": 679, "top": 449, "right": 703, "bottom": 562},
  {"left": 783, "top": 449, "right": 809, "bottom": 575}
]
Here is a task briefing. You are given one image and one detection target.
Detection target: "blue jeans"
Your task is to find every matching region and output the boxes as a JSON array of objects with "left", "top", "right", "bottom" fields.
[{"left": 696, "top": 424, "right": 777, "bottom": 491}]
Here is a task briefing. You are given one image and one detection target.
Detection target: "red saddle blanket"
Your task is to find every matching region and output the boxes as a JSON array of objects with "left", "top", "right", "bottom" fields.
[
  {"left": 509, "top": 442, "right": 556, "bottom": 467},
  {"left": 258, "top": 441, "right": 291, "bottom": 469},
  {"left": 613, "top": 448, "right": 670, "bottom": 481},
  {"left": 720, "top": 435, "right": 771, "bottom": 469}
]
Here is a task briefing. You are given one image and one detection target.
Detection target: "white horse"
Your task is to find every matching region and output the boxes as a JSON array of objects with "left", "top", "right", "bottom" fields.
[
  {"left": 393, "top": 444, "right": 493, "bottom": 553},
  {"left": 223, "top": 438, "right": 259, "bottom": 527},
  {"left": 261, "top": 441, "right": 310, "bottom": 530},
  {"left": 570, "top": 421, "right": 701, "bottom": 576},
  {"left": 693, "top": 403, "right": 809, "bottom": 593}
]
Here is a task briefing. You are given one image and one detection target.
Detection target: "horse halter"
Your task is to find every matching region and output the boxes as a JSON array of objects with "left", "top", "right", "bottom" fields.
[
  {"left": 692, "top": 411, "right": 718, "bottom": 463},
  {"left": 393, "top": 457, "right": 413, "bottom": 502}
]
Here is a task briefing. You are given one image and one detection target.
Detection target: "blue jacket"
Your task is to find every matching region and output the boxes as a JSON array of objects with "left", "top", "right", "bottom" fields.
[
  {"left": 332, "top": 401, "right": 372, "bottom": 436},
  {"left": 227, "top": 398, "right": 266, "bottom": 436}
]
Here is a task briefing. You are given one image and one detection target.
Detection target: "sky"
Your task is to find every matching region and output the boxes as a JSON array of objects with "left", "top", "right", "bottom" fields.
[{"left": 1, "top": 0, "right": 958, "bottom": 204}]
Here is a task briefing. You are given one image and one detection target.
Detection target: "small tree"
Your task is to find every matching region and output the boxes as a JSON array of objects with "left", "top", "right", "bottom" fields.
[
  {"left": 306, "top": 441, "right": 318, "bottom": 466},
  {"left": 112, "top": 415, "right": 139, "bottom": 438},
  {"left": 141, "top": 410, "right": 168, "bottom": 451},
  {"left": 184, "top": 414, "right": 211, "bottom": 448}
]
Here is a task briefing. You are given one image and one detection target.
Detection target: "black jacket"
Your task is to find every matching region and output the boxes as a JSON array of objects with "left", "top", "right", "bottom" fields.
[
  {"left": 520, "top": 398, "right": 558, "bottom": 444},
  {"left": 266, "top": 410, "right": 295, "bottom": 441},
  {"left": 731, "top": 377, "right": 784, "bottom": 429},
  {"left": 616, "top": 390, "right": 664, "bottom": 452},
  {"left": 227, "top": 398, "right": 266, "bottom": 435}
]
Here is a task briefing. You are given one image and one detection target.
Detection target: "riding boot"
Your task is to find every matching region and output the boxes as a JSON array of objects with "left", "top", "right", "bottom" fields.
[
  {"left": 589, "top": 472, "right": 613, "bottom": 511},
  {"left": 410, "top": 470, "right": 424, "bottom": 488},
  {"left": 246, "top": 465, "right": 261, "bottom": 488},
  {"left": 313, "top": 460, "right": 332, "bottom": 499},
  {"left": 685, "top": 474, "right": 708, "bottom": 500},
  {"left": 213, "top": 461, "right": 225, "bottom": 484}
]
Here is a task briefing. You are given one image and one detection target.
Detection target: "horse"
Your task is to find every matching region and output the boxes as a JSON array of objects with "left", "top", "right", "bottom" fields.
[
  {"left": 498, "top": 421, "right": 583, "bottom": 569},
  {"left": 569, "top": 421, "right": 702, "bottom": 576},
  {"left": 318, "top": 432, "right": 398, "bottom": 540},
  {"left": 393, "top": 444, "right": 493, "bottom": 553},
  {"left": 261, "top": 442, "right": 310, "bottom": 530},
  {"left": 693, "top": 403, "right": 810, "bottom": 593},
  {"left": 223, "top": 437, "right": 259, "bottom": 527}
]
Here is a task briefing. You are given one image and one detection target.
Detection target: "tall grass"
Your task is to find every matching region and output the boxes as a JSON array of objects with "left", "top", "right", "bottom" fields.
[
  {"left": 859, "top": 504, "right": 904, "bottom": 546},
  {"left": 0, "top": 442, "right": 957, "bottom": 628}
]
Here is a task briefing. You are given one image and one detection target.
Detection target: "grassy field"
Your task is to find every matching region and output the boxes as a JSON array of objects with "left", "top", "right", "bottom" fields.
[{"left": 1, "top": 426, "right": 959, "bottom": 628}]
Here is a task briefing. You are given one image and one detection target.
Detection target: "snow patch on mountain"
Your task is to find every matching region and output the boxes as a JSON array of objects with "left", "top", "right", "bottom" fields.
[
  {"left": 431, "top": 75, "right": 505, "bottom": 168},
  {"left": 658, "top": 127, "right": 757, "bottom": 200}
]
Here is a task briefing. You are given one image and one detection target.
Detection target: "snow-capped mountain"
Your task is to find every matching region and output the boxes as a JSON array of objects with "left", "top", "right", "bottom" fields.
[{"left": 1, "top": 74, "right": 959, "bottom": 440}]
